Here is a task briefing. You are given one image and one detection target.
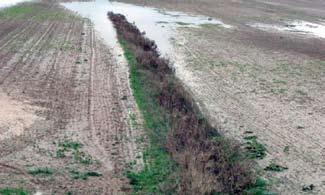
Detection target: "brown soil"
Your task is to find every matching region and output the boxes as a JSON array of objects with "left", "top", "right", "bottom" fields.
[
  {"left": 0, "top": 91, "right": 42, "bottom": 141},
  {"left": 118, "top": 0, "right": 325, "bottom": 194},
  {"left": 0, "top": 2, "right": 143, "bottom": 194}
]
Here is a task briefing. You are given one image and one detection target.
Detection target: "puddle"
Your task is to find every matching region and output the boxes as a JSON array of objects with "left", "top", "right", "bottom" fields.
[
  {"left": 251, "top": 20, "right": 325, "bottom": 39},
  {"left": 0, "top": 0, "right": 31, "bottom": 9},
  {"left": 62, "top": 0, "right": 230, "bottom": 56}
]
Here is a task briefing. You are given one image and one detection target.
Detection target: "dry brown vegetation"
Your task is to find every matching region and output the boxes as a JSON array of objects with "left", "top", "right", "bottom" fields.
[{"left": 109, "top": 12, "right": 257, "bottom": 194}]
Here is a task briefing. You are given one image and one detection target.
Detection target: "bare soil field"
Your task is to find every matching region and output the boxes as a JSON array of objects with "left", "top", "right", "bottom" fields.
[
  {"left": 118, "top": 0, "right": 325, "bottom": 194},
  {"left": 0, "top": 2, "right": 143, "bottom": 194}
]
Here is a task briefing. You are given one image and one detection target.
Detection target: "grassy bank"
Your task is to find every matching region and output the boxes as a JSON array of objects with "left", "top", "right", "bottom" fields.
[
  {"left": 109, "top": 12, "right": 272, "bottom": 194},
  {"left": 120, "top": 39, "right": 180, "bottom": 193},
  {"left": 0, "top": 188, "right": 28, "bottom": 195}
]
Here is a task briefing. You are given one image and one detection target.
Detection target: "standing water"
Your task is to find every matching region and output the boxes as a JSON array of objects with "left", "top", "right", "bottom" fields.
[
  {"left": 251, "top": 20, "right": 325, "bottom": 39},
  {"left": 61, "top": 0, "right": 231, "bottom": 57}
]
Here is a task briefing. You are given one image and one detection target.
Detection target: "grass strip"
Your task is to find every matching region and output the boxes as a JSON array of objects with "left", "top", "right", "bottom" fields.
[
  {"left": 0, "top": 188, "right": 28, "bottom": 195},
  {"left": 121, "top": 39, "right": 179, "bottom": 194},
  {"left": 27, "top": 167, "right": 54, "bottom": 176},
  {"left": 0, "top": 3, "right": 79, "bottom": 21}
]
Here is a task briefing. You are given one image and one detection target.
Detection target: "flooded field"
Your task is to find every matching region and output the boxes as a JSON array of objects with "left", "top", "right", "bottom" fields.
[
  {"left": 62, "top": 0, "right": 228, "bottom": 55},
  {"left": 0, "top": 0, "right": 324, "bottom": 194}
]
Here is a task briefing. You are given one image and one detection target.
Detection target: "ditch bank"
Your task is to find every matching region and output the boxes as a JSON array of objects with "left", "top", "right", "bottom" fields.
[{"left": 108, "top": 12, "right": 266, "bottom": 194}]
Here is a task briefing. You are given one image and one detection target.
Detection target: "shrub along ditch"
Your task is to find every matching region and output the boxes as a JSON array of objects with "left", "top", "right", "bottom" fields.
[{"left": 108, "top": 12, "right": 265, "bottom": 194}]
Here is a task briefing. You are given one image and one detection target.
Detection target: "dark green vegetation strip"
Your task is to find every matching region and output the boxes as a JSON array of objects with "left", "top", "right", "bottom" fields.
[
  {"left": 244, "top": 136, "right": 267, "bottom": 159},
  {"left": 0, "top": 2, "right": 79, "bottom": 21},
  {"left": 0, "top": 188, "right": 28, "bottom": 195},
  {"left": 121, "top": 39, "right": 179, "bottom": 193},
  {"left": 244, "top": 178, "right": 276, "bottom": 195},
  {"left": 0, "top": 5, "right": 34, "bottom": 19},
  {"left": 264, "top": 163, "right": 288, "bottom": 172},
  {"left": 109, "top": 12, "right": 273, "bottom": 194},
  {"left": 70, "top": 170, "right": 102, "bottom": 180},
  {"left": 27, "top": 167, "right": 54, "bottom": 176}
]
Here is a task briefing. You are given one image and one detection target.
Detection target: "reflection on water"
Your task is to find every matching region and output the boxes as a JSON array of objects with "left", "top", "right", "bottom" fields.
[
  {"left": 62, "top": 0, "right": 118, "bottom": 49},
  {"left": 62, "top": 0, "right": 230, "bottom": 56},
  {"left": 0, "top": 0, "right": 31, "bottom": 9}
]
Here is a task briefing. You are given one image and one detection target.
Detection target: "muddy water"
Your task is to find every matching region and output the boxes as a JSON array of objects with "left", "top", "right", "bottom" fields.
[
  {"left": 0, "top": 0, "right": 31, "bottom": 9},
  {"left": 62, "top": 0, "right": 229, "bottom": 57}
]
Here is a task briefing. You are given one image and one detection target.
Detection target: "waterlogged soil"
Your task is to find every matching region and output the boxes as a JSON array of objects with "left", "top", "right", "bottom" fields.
[
  {"left": 62, "top": 0, "right": 227, "bottom": 56},
  {"left": 118, "top": 0, "right": 325, "bottom": 194},
  {"left": 1, "top": 0, "right": 324, "bottom": 194},
  {"left": 0, "top": 2, "right": 143, "bottom": 194}
]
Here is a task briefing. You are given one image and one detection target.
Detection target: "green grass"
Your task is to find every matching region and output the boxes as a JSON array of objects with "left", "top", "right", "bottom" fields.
[
  {"left": 126, "top": 148, "right": 178, "bottom": 193},
  {"left": 0, "top": 3, "right": 79, "bottom": 21},
  {"left": 244, "top": 135, "right": 258, "bottom": 140},
  {"left": 56, "top": 140, "right": 93, "bottom": 165},
  {"left": 0, "top": 5, "right": 35, "bottom": 19},
  {"left": 120, "top": 39, "right": 179, "bottom": 194},
  {"left": 244, "top": 178, "right": 275, "bottom": 195},
  {"left": 27, "top": 167, "right": 54, "bottom": 176},
  {"left": 58, "top": 140, "right": 82, "bottom": 150},
  {"left": 121, "top": 39, "right": 170, "bottom": 145},
  {"left": 0, "top": 188, "right": 28, "bottom": 195},
  {"left": 272, "top": 79, "right": 287, "bottom": 85},
  {"left": 73, "top": 150, "right": 93, "bottom": 165},
  {"left": 70, "top": 170, "right": 102, "bottom": 180},
  {"left": 70, "top": 170, "right": 101, "bottom": 180},
  {"left": 34, "top": 10, "right": 78, "bottom": 22},
  {"left": 264, "top": 163, "right": 288, "bottom": 172},
  {"left": 244, "top": 136, "right": 267, "bottom": 159}
]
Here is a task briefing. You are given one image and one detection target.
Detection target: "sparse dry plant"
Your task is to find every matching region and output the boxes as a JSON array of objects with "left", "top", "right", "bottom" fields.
[{"left": 108, "top": 12, "right": 258, "bottom": 194}]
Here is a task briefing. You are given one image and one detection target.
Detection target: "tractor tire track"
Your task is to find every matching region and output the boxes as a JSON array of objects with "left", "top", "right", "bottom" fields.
[
  {"left": 0, "top": 22, "right": 56, "bottom": 86},
  {"left": 0, "top": 2, "right": 143, "bottom": 194}
]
